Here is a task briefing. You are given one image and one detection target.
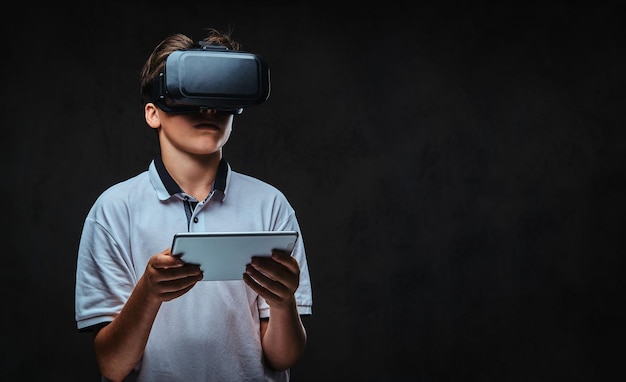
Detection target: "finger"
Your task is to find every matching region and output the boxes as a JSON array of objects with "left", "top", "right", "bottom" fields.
[
  {"left": 148, "top": 261, "right": 202, "bottom": 283},
  {"left": 150, "top": 248, "right": 184, "bottom": 270},
  {"left": 270, "top": 248, "right": 291, "bottom": 262},
  {"left": 250, "top": 256, "right": 299, "bottom": 290},
  {"left": 152, "top": 257, "right": 184, "bottom": 270},
  {"left": 270, "top": 249, "right": 300, "bottom": 273},
  {"left": 243, "top": 272, "right": 280, "bottom": 301},
  {"left": 245, "top": 263, "right": 282, "bottom": 289},
  {"left": 243, "top": 271, "right": 297, "bottom": 309},
  {"left": 159, "top": 281, "right": 197, "bottom": 302},
  {"left": 249, "top": 257, "right": 288, "bottom": 285},
  {"left": 245, "top": 262, "right": 298, "bottom": 301},
  {"left": 159, "top": 272, "right": 202, "bottom": 291}
]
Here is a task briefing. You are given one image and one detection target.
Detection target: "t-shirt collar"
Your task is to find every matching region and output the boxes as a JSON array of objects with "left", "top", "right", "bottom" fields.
[{"left": 153, "top": 153, "right": 227, "bottom": 201}]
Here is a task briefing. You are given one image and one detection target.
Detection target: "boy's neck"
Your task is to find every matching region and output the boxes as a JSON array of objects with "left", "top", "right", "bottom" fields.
[{"left": 161, "top": 150, "right": 221, "bottom": 201}]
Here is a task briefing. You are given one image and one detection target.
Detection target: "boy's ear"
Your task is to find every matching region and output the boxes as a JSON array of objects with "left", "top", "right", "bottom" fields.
[{"left": 145, "top": 103, "right": 161, "bottom": 129}]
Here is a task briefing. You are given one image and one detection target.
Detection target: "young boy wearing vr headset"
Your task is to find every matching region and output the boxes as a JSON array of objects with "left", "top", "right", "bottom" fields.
[{"left": 75, "top": 29, "right": 312, "bottom": 382}]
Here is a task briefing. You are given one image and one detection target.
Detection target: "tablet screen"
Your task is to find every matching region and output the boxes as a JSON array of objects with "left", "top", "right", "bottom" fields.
[{"left": 170, "top": 231, "right": 299, "bottom": 281}]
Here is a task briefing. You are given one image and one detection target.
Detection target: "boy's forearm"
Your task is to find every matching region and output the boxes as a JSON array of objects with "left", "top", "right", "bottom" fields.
[
  {"left": 94, "top": 276, "right": 162, "bottom": 381},
  {"left": 262, "top": 300, "right": 307, "bottom": 371}
]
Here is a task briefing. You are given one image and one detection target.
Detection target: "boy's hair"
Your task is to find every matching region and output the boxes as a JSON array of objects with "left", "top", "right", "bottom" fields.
[{"left": 140, "top": 29, "right": 241, "bottom": 105}]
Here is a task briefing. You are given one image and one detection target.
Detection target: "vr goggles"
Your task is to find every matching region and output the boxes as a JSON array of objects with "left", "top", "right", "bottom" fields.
[{"left": 150, "top": 44, "right": 270, "bottom": 114}]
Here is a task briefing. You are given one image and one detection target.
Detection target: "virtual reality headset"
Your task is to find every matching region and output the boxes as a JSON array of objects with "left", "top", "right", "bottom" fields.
[{"left": 150, "top": 44, "right": 270, "bottom": 114}]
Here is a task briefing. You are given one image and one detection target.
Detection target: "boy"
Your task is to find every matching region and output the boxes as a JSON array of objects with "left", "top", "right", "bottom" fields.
[{"left": 75, "top": 29, "right": 312, "bottom": 382}]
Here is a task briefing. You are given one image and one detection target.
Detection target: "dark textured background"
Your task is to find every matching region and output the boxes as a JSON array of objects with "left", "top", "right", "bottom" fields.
[{"left": 2, "top": 2, "right": 624, "bottom": 381}]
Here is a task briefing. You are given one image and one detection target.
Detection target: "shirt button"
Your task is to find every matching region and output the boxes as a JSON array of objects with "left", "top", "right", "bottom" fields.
[{"left": 193, "top": 217, "right": 199, "bottom": 223}]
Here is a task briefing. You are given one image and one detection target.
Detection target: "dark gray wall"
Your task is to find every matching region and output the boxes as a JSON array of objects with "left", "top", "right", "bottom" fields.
[{"left": 2, "top": 2, "right": 624, "bottom": 381}]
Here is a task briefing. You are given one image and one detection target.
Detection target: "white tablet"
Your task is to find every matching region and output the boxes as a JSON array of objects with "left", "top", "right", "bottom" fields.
[{"left": 170, "top": 231, "right": 299, "bottom": 281}]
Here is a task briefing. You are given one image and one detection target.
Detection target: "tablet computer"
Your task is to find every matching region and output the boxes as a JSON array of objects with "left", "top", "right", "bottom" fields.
[{"left": 171, "top": 231, "right": 299, "bottom": 281}]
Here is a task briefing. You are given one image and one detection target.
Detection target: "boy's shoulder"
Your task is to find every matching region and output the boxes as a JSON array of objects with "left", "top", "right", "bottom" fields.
[
  {"left": 93, "top": 170, "right": 151, "bottom": 205},
  {"left": 228, "top": 169, "right": 283, "bottom": 194}
]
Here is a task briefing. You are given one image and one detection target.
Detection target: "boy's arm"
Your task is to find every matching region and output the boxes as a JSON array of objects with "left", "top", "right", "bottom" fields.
[
  {"left": 260, "top": 301, "right": 307, "bottom": 370},
  {"left": 244, "top": 250, "right": 307, "bottom": 370},
  {"left": 93, "top": 249, "right": 203, "bottom": 381}
]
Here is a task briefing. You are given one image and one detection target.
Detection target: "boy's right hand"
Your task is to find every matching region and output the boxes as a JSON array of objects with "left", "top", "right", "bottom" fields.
[{"left": 143, "top": 248, "right": 203, "bottom": 302}]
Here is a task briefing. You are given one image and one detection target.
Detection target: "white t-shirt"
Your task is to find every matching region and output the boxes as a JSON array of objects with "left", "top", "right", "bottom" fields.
[{"left": 75, "top": 156, "right": 313, "bottom": 382}]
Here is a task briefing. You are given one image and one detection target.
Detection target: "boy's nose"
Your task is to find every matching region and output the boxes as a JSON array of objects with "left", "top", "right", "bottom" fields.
[{"left": 199, "top": 107, "right": 217, "bottom": 114}]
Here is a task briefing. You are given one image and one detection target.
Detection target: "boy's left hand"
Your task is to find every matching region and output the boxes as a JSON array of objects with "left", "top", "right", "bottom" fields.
[{"left": 243, "top": 249, "right": 300, "bottom": 309}]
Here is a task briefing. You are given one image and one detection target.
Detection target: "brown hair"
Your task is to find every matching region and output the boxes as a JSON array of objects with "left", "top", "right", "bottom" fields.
[{"left": 140, "top": 29, "right": 241, "bottom": 105}]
